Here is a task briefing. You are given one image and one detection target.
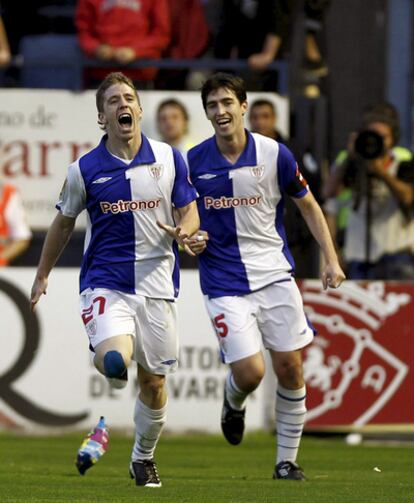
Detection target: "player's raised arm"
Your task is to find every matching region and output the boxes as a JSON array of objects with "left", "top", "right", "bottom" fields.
[
  {"left": 30, "top": 213, "right": 76, "bottom": 310},
  {"left": 293, "top": 191, "right": 346, "bottom": 289}
]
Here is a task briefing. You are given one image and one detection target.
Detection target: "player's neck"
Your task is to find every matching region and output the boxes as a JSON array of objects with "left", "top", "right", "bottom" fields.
[
  {"left": 106, "top": 134, "right": 142, "bottom": 161},
  {"left": 217, "top": 129, "right": 247, "bottom": 165}
]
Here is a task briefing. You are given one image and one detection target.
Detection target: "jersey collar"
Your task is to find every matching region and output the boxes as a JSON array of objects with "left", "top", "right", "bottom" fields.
[
  {"left": 99, "top": 134, "right": 156, "bottom": 170},
  {"left": 210, "top": 129, "right": 257, "bottom": 169}
]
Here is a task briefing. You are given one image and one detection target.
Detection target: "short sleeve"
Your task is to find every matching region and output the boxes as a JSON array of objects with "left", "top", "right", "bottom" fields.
[
  {"left": 277, "top": 143, "right": 309, "bottom": 198},
  {"left": 171, "top": 148, "right": 198, "bottom": 208},
  {"left": 56, "top": 161, "right": 86, "bottom": 217}
]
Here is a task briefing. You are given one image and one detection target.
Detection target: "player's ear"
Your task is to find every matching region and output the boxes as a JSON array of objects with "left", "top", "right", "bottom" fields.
[{"left": 98, "top": 112, "right": 107, "bottom": 126}]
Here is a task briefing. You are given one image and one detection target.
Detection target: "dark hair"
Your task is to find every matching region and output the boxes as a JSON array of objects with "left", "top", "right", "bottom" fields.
[
  {"left": 361, "top": 102, "right": 400, "bottom": 145},
  {"left": 201, "top": 72, "right": 247, "bottom": 110},
  {"left": 156, "top": 98, "right": 189, "bottom": 121},
  {"left": 96, "top": 72, "right": 139, "bottom": 113},
  {"left": 250, "top": 99, "right": 277, "bottom": 116}
]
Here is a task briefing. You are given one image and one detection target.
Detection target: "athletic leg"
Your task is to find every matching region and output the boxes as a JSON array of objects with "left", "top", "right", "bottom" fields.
[
  {"left": 256, "top": 280, "right": 313, "bottom": 480},
  {"left": 270, "top": 349, "right": 307, "bottom": 480},
  {"left": 222, "top": 351, "right": 265, "bottom": 445},
  {"left": 130, "top": 365, "right": 167, "bottom": 487},
  {"left": 94, "top": 334, "right": 134, "bottom": 389},
  {"left": 129, "top": 297, "right": 178, "bottom": 487}
]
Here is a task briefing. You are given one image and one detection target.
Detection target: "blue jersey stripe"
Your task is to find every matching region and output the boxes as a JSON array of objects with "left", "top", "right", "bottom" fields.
[
  {"left": 197, "top": 175, "right": 250, "bottom": 297},
  {"left": 275, "top": 195, "right": 295, "bottom": 272}
]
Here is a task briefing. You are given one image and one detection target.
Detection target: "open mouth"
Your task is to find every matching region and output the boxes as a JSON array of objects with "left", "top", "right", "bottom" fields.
[{"left": 118, "top": 113, "right": 133, "bottom": 127}]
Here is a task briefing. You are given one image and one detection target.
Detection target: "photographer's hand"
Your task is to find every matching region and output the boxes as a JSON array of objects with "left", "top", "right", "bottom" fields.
[
  {"left": 367, "top": 157, "right": 414, "bottom": 208},
  {"left": 366, "top": 158, "right": 387, "bottom": 177}
]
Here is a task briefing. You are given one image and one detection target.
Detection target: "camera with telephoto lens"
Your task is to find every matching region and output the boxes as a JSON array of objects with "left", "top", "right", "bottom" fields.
[
  {"left": 343, "top": 130, "right": 385, "bottom": 189},
  {"left": 354, "top": 130, "right": 385, "bottom": 160}
]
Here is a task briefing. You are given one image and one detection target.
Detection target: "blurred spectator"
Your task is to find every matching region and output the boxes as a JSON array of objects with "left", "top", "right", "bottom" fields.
[
  {"left": 0, "top": 7, "right": 10, "bottom": 68},
  {"left": 323, "top": 103, "right": 413, "bottom": 254},
  {"left": 156, "top": 99, "right": 195, "bottom": 161},
  {"left": 165, "top": 0, "right": 209, "bottom": 60},
  {"left": 301, "top": 0, "right": 331, "bottom": 76},
  {"left": 75, "top": 0, "right": 171, "bottom": 86},
  {"left": 157, "top": 0, "right": 210, "bottom": 89},
  {"left": 214, "top": 0, "right": 278, "bottom": 90},
  {"left": 248, "top": 98, "right": 287, "bottom": 143},
  {"left": 201, "top": 0, "right": 223, "bottom": 39},
  {"left": 2, "top": 1, "right": 76, "bottom": 55},
  {"left": 323, "top": 108, "right": 414, "bottom": 279},
  {"left": 0, "top": 2, "right": 10, "bottom": 86},
  {"left": 0, "top": 181, "right": 32, "bottom": 266},
  {"left": 2, "top": 1, "right": 39, "bottom": 56},
  {"left": 214, "top": 0, "right": 330, "bottom": 90}
]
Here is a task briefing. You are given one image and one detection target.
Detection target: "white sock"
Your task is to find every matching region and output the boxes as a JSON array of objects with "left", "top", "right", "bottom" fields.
[
  {"left": 225, "top": 371, "right": 248, "bottom": 411},
  {"left": 131, "top": 398, "right": 167, "bottom": 461},
  {"left": 275, "top": 384, "right": 306, "bottom": 465}
]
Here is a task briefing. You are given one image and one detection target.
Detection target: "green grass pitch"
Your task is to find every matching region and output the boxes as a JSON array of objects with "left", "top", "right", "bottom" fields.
[{"left": 0, "top": 431, "right": 413, "bottom": 502}]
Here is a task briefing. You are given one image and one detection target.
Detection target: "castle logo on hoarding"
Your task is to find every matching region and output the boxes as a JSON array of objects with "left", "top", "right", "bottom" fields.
[{"left": 302, "top": 281, "right": 410, "bottom": 427}]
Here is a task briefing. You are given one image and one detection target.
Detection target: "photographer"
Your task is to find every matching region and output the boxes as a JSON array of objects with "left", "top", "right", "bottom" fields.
[{"left": 324, "top": 112, "right": 414, "bottom": 279}]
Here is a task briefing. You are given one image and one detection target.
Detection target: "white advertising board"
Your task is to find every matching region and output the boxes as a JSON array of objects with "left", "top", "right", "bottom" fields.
[
  {"left": 0, "top": 89, "right": 289, "bottom": 230},
  {"left": 0, "top": 268, "right": 266, "bottom": 433}
]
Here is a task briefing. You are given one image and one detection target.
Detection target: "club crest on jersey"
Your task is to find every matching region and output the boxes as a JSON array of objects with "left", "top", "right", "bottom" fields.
[
  {"left": 148, "top": 164, "right": 163, "bottom": 179},
  {"left": 251, "top": 165, "right": 264, "bottom": 178}
]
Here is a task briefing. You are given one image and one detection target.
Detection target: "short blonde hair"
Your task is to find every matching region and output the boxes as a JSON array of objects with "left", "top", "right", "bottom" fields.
[{"left": 95, "top": 72, "right": 140, "bottom": 113}]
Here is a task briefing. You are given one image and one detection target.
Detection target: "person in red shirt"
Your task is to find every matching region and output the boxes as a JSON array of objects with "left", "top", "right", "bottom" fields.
[
  {"left": 0, "top": 182, "right": 32, "bottom": 266},
  {"left": 76, "top": 0, "right": 171, "bottom": 85},
  {"left": 156, "top": 0, "right": 210, "bottom": 89}
]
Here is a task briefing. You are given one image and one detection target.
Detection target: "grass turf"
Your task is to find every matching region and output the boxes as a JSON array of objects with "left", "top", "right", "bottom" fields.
[{"left": 0, "top": 431, "right": 413, "bottom": 502}]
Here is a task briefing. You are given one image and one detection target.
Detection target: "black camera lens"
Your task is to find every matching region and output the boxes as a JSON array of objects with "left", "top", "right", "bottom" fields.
[{"left": 354, "top": 130, "right": 384, "bottom": 159}]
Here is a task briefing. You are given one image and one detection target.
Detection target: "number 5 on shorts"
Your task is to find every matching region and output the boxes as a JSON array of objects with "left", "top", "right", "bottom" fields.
[{"left": 213, "top": 313, "right": 228, "bottom": 337}]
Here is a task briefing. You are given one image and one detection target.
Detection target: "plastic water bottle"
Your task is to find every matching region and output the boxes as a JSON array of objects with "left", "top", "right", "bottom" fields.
[{"left": 76, "top": 416, "right": 109, "bottom": 475}]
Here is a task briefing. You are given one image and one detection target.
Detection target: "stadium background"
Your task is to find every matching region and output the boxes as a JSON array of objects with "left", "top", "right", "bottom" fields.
[{"left": 0, "top": 0, "right": 413, "bottom": 472}]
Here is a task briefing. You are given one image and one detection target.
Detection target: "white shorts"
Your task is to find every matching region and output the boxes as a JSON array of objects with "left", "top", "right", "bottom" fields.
[
  {"left": 204, "top": 278, "right": 314, "bottom": 364},
  {"left": 80, "top": 288, "right": 178, "bottom": 375}
]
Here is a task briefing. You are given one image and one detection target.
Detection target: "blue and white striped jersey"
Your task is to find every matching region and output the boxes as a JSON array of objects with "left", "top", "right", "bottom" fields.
[
  {"left": 57, "top": 134, "right": 197, "bottom": 299},
  {"left": 187, "top": 131, "right": 308, "bottom": 298}
]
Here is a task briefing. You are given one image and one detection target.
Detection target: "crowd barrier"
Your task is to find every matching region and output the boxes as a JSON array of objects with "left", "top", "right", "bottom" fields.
[{"left": 16, "top": 34, "right": 289, "bottom": 94}]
